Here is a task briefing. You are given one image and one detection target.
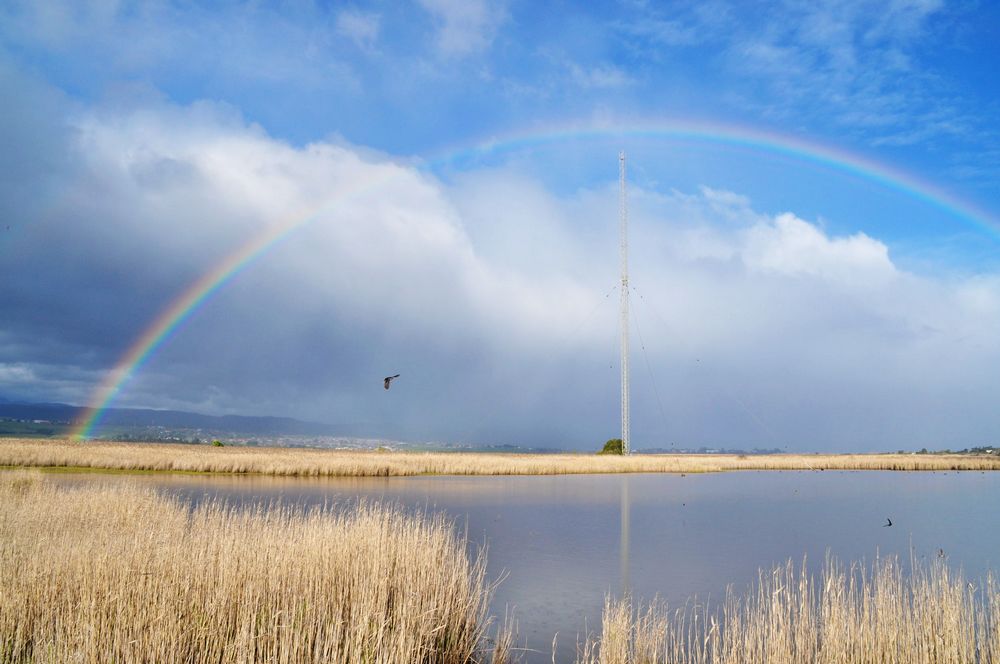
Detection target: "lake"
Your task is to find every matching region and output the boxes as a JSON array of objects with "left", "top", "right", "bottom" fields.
[{"left": 50, "top": 470, "right": 1000, "bottom": 663}]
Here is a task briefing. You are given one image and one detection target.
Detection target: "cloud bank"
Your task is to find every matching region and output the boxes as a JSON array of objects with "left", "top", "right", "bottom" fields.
[{"left": 2, "top": 67, "right": 1000, "bottom": 451}]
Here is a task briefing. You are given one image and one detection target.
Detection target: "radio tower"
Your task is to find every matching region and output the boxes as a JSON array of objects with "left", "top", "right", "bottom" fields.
[{"left": 619, "top": 151, "right": 630, "bottom": 455}]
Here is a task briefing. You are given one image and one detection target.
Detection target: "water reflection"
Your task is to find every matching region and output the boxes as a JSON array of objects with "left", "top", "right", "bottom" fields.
[
  {"left": 37, "top": 470, "right": 1000, "bottom": 664},
  {"left": 620, "top": 475, "right": 630, "bottom": 596}
]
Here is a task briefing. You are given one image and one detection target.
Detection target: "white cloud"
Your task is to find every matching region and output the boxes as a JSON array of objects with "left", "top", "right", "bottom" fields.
[
  {"left": 336, "top": 9, "right": 381, "bottom": 51},
  {"left": 623, "top": 17, "right": 701, "bottom": 46},
  {"left": 416, "top": 0, "right": 507, "bottom": 56},
  {"left": 617, "top": 0, "right": 976, "bottom": 147},
  {"left": 569, "top": 63, "right": 635, "bottom": 89},
  {"left": 720, "top": 0, "right": 957, "bottom": 140},
  {"left": 4, "top": 92, "right": 1000, "bottom": 449},
  {"left": 742, "top": 213, "right": 896, "bottom": 285},
  {"left": 0, "top": 363, "right": 36, "bottom": 384},
  {"left": 0, "top": 1, "right": 361, "bottom": 91},
  {"left": 0, "top": 0, "right": 122, "bottom": 48}
]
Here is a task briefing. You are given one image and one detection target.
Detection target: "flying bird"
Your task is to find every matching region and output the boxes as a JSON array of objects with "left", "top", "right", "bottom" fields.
[
  {"left": 883, "top": 518, "right": 893, "bottom": 527},
  {"left": 383, "top": 374, "right": 400, "bottom": 390}
]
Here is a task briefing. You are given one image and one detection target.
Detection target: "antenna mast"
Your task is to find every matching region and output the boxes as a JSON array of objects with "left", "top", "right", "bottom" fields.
[{"left": 619, "top": 151, "right": 630, "bottom": 455}]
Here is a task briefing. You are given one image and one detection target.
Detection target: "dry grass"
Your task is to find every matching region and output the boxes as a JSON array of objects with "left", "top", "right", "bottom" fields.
[
  {"left": 0, "top": 471, "right": 510, "bottom": 663},
  {"left": 1, "top": 438, "right": 999, "bottom": 477},
  {"left": 577, "top": 556, "right": 1000, "bottom": 664}
]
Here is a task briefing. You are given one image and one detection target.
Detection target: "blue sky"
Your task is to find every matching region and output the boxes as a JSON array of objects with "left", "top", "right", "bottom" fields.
[{"left": 1, "top": 1, "right": 1000, "bottom": 450}]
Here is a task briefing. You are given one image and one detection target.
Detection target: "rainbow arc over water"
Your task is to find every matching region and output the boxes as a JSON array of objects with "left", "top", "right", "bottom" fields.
[{"left": 69, "top": 120, "right": 1000, "bottom": 439}]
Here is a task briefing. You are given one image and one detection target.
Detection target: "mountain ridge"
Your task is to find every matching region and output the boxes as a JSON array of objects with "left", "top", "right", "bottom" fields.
[{"left": 0, "top": 400, "right": 337, "bottom": 436}]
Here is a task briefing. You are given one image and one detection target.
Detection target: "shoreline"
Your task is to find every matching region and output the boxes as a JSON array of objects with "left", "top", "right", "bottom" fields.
[{"left": 2, "top": 437, "right": 999, "bottom": 477}]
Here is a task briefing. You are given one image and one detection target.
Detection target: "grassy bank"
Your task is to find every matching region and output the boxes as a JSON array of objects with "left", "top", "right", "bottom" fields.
[
  {"left": 578, "top": 556, "right": 1000, "bottom": 664},
  {"left": 0, "top": 472, "right": 510, "bottom": 663},
  {"left": 2, "top": 438, "right": 999, "bottom": 477}
]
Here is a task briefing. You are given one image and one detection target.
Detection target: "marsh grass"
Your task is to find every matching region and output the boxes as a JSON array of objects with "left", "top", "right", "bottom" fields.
[
  {"left": 2, "top": 439, "right": 999, "bottom": 477},
  {"left": 577, "top": 556, "right": 1000, "bottom": 664},
  {"left": 0, "top": 472, "right": 509, "bottom": 663}
]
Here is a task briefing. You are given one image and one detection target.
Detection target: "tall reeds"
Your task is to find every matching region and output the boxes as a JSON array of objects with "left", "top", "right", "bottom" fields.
[
  {"left": 2, "top": 438, "right": 999, "bottom": 477},
  {"left": 4, "top": 467, "right": 998, "bottom": 663},
  {"left": 577, "top": 556, "right": 1000, "bottom": 664},
  {"left": 0, "top": 472, "right": 510, "bottom": 663}
]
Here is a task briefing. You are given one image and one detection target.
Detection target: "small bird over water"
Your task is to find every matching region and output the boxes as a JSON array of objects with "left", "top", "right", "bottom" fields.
[
  {"left": 884, "top": 518, "right": 893, "bottom": 527},
  {"left": 383, "top": 374, "right": 400, "bottom": 390}
]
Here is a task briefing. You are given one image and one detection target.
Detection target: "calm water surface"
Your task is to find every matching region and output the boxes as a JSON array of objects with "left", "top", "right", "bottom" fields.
[{"left": 51, "top": 470, "right": 1000, "bottom": 663}]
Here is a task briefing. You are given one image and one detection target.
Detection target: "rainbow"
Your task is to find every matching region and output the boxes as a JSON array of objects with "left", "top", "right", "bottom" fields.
[
  {"left": 440, "top": 120, "right": 999, "bottom": 236},
  {"left": 69, "top": 119, "right": 1000, "bottom": 439}
]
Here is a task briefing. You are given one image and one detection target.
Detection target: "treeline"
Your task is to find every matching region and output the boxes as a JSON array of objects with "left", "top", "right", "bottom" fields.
[{"left": 900, "top": 446, "right": 999, "bottom": 455}]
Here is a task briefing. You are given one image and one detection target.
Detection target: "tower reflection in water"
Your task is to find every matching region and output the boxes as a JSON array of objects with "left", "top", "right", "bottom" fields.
[{"left": 620, "top": 475, "right": 630, "bottom": 596}]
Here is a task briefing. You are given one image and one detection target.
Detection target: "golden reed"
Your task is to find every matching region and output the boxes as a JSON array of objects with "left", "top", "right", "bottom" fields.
[
  {"left": 1, "top": 438, "right": 999, "bottom": 477},
  {"left": 578, "top": 556, "right": 1000, "bottom": 664},
  {"left": 0, "top": 472, "right": 511, "bottom": 663}
]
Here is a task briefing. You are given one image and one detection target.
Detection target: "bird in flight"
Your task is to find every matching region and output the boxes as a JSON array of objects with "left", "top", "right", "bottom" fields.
[
  {"left": 883, "top": 518, "right": 893, "bottom": 527},
  {"left": 383, "top": 374, "right": 400, "bottom": 390}
]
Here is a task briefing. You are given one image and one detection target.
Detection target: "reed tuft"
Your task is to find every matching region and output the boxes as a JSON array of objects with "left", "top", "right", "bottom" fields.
[
  {"left": 0, "top": 472, "right": 508, "bottom": 663},
  {"left": 577, "top": 555, "right": 1000, "bottom": 664}
]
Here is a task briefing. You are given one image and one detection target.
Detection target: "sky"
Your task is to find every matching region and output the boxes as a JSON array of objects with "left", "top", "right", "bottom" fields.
[{"left": 1, "top": 0, "right": 999, "bottom": 451}]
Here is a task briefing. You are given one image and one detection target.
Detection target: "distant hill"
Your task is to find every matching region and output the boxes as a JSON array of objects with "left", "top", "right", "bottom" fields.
[{"left": 0, "top": 400, "right": 338, "bottom": 436}]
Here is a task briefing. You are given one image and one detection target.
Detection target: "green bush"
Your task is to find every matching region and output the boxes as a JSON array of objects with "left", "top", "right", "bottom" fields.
[
  {"left": 599, "top": 438, "right": 623, "bottom": 455},
  {"left": 212, "top": 439, "right": 224, "bottom": 447}
]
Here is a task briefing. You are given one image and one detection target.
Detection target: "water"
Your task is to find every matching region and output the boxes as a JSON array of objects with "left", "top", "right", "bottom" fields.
[{"left": 47, "top": 470, "right": 1000, "bottom": 662}]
